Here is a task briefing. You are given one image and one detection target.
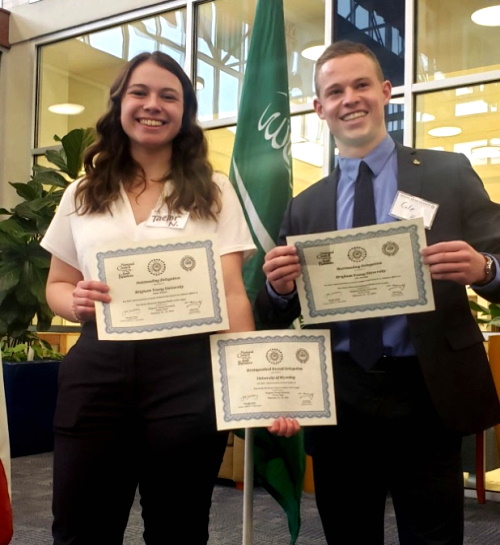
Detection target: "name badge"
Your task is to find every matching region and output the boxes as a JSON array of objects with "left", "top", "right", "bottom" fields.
[
  {"left": 146, "top": 208, "right": 189, "bottom": 229},
  {"left": 389, "top": 191, "right": 438, "bottom": 229}
]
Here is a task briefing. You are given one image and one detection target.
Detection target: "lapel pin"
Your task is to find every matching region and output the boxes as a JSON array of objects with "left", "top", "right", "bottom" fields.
[{"left": 413, "top": 159, "right": 421, "bottom": 165}]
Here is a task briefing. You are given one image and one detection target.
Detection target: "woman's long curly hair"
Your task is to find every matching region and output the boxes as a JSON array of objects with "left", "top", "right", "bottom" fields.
[{"left": 76, "top": 51, "right": 220, "bottom": 220}]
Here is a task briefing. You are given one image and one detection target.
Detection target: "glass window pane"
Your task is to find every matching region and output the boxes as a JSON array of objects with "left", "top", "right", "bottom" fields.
[
  {"left": 387, "top": 101, "right": 404, "bottom": 144},
  {"left": 37, "top": 9, "right": 186, "bottom": 148},
  {"left": 334, "top": 0, "right": 405, "bottom": 86},
  {"left": 416, "top": 0, "right": 500, "bottom": 82},
  {"left": 415, "top": 83, "right": 500, "bottom": 203},
  {"left": 196, "top": 0, "right": 325, "bottom": 122},
  {"left": 206, "top": 112, "right": 324, "bottom": 197}
]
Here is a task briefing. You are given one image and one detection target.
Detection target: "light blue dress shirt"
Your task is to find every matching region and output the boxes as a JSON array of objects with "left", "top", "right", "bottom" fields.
[
  {"left": 334, "top": 135, "right": 413, "bottom": 355},
  {"left": 269, "top": 135, "right": 499, "bottom": 356}
]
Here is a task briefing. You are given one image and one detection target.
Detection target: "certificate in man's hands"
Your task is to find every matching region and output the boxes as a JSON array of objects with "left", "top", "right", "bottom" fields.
[
  {"left": 287, "top": 218, "right": 434, "bottom": 324},
  {"left": 89, "top": 235, "right": 228, "bottom": 340},
  {"left": 210, "top": 330, "right": 336, "bottom": 430}
]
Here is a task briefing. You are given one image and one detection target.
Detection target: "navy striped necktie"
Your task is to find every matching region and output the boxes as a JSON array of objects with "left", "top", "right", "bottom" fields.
[{"left": 349, "top": 161, "right": 384, "bottom": 369}]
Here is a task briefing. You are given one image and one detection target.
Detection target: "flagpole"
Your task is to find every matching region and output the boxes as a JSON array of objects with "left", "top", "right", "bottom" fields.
[{"left": 242, "top": 428, "right": 254, "bottom": 544}]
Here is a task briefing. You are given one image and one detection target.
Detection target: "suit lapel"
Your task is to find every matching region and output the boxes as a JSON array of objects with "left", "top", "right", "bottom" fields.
[
  {"left": 331, "top": 167, "right": 340, "bottom": 230},
  {"left": 314, "top": 168, "right": 339, "bottom": 232},
  {"left": 396, "top": 143, "right": 424, "bottom": 198}
]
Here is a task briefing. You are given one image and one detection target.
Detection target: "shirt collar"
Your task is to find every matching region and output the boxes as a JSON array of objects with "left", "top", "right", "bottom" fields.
[{"left": 338, "top": 135, "right": 395, "bottom": 179}]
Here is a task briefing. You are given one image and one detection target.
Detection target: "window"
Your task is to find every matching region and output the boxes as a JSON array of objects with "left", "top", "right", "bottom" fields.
[
  {"left": 37, "top": 9, "right": 186, "bottom": 149},
  {"left": 415, "top": 82, "right": 500, "bottom": 203}
]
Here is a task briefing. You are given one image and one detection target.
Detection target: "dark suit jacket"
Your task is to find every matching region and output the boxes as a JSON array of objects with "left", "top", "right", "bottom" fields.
[{"left": 256, "top": 143, "right": 500, "bottom": 435}]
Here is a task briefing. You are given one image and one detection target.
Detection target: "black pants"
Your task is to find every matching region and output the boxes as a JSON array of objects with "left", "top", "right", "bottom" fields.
[
  {"left": 308, "top": 353, "right": 464, "bottom": 545},
  {"left": 52, "top": 323, "right": 228, "bottom": 545}
]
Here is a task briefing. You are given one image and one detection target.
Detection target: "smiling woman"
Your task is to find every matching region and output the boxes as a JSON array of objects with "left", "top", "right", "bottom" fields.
[
  {"left": 38, "top": 51, "right": 259, "bottom": 545},
  {"left": 120, "top": 61, "right": 184, "bottom": 158}
]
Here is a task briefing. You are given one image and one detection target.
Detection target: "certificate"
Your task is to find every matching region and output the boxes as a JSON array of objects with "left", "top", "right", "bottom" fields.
[
  {"left": 287, "top": 218, "right": 434, "bottom": 324},
  {"left": 210, "top": 330, "right": 336, "bottom": 430},
  {"left": 89, "top": 235, "right": 228, "bottom": 340}
]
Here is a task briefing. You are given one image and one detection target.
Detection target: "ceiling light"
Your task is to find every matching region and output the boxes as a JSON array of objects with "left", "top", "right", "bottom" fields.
[
  {"left": 427, "top": 126, "right": 462, "bottom": 137},
  {"left": 471, "top": 145, "right": 500, "bottom": 158},
  {"left": 196, "top": 77, "right": 205, "bottom": 91},
  {"left": 48, "top": 103, "right": 85, "bottom": 115},
  {"left": 416, "top": 112, "right": 435, "bottom": 122},
  {"left": 301, "top": 43, "right": 326, "bottom": 61},
  {"left": 471, "top": 5, "right": 500, "bottom": 26},
  {"left": 455, "top": 100, "right": 489, "bottom": 116}
]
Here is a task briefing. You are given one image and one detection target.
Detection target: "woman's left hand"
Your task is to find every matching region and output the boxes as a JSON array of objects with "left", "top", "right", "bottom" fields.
[{"left": 267, "top": 417, "right": 301, "bottom": 438}]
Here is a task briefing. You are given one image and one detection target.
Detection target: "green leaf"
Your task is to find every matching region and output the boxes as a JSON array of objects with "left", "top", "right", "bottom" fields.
[
  {"left": 23, "top": 257, "right": 50, "bottom": 304},
  {"left": 14, "top": 197, "right": 55, "bottom": 217},
  {"left": 489, "top": 316, "right": 500, "bottom": 327},
  {"left": 0, "top": 261, "right": 22, "bottom": 291},
  {"left": 489, "top": 303, "right": 500, "bottom": 319},
  {"left": 1, "top": 343, "right": 28, "bottom": 362},
  {"left": 10, "top": 181, "right": 42, "bottom": 201},
  {"left": 36, "top": 304, "right": 55, "bottom": 332},
  {"left": 45, "top": 148, "right": 69, "bottom": 173},
  {"left": 0, "top": 217, "right": 37, "bottom": 244},
  {"left": 61, "top": 127, "right": 95, "bottom": 179},
  {"left": 32, "top": 167, "right": 70, "bottom": 188},
  {"left": 469, "top": 300, "right": 490, "bottom": 315}
]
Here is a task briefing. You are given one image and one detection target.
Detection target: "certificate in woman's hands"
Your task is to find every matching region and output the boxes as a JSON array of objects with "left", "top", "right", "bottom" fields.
[
  {"left": 210, "top": 330, "right": 336, "bottom": 430},
  {"left": 287, "top": 218, "right": 435, "bottom": 324},
  {"left": 89, "top": 235, "right": 228, "bottom": 340}
]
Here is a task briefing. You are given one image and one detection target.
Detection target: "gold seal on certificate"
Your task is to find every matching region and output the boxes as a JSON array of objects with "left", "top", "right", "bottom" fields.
[
  {"left": 287, "top": 218, "right": 435, "bottom": 324},
  {"left": 89, "top": 235, "right": 229, "bottom": 340},
  {"left": 210, "top": 330, "right": 336, "bottom": 430}
]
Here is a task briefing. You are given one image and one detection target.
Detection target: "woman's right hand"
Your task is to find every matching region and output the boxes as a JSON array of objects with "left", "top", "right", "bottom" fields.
[{"left": 72, "top": 280, "right": 111, "bottom": 323}]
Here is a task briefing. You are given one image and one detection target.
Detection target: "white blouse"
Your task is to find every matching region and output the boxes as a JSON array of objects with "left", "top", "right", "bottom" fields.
[{"left": 41, "top": 172, "right": 256, "bottom": 280}]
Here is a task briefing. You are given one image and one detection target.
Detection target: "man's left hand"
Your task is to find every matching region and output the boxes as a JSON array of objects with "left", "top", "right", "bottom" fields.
[{"left": 421, "top": 241, "right": 489, "bottom": 285}]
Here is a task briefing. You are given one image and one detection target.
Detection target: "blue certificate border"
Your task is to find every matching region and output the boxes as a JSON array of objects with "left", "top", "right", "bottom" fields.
[
  {"left": 296, "top": 224, "right": 429, "bottom": 318},
  {"left": 216, "top": 334, "right": 333, "bottom": 423},
  {"left": 96, "top": 239, "right": 225, "bottom": 335}
]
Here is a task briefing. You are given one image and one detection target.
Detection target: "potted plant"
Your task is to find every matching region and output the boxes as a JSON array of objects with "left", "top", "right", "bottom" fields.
[
  {"left": 468, "top": 299, "right": 500, "bottom": 331},
  {"left": 0, "top": 127, "right": 94, "bottom": 456}
]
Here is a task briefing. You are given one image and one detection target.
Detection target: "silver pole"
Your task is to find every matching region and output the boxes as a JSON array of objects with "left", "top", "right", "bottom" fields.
[{"left": 242, "top": 428, "right": 254, "bottom": 544}]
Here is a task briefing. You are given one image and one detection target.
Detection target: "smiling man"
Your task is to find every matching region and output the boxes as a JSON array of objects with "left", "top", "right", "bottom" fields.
[{"left": 256, "top": 40, "right": 500, "bottom": 545}]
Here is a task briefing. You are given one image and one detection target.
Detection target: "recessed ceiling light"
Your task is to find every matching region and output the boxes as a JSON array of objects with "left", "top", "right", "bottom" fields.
[
  {"left": 48, "top": 103, "right": 85, "bottom": 115},
  {"left": 471, "top": 5, "right": 500, "bottom": 26},
  {"left": 428, "top": 126, "right": 462, "bottom": 137},
  {"left": 471, "top": 145, "right": 500, "bottom": 159},
  {"left": 196, "top": 77, "right": 205, "bottom": 91},
  {"left": 416, "top": 112, "right": 436, "bottom": 122},
  {"left": 301, "top": 44, "right": 326, "bottom": 61}
]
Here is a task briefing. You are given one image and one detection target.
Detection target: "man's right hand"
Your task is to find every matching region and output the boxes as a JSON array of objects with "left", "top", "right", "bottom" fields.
[{"left": 262, "top": 245, "right": 301, "bottom": 295}]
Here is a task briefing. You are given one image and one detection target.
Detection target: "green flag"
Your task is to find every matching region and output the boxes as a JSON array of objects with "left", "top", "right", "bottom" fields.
[
  {"left": 229, "top": 1, "right": 305, "bottom": 543},
  {"left": 229, "top": 0, "right": 292, "bottom": 306}
]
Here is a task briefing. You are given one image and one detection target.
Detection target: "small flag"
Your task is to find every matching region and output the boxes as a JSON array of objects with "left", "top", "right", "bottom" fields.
[{"left": 0, "top": 354, "right": 13, "bottom": 545}]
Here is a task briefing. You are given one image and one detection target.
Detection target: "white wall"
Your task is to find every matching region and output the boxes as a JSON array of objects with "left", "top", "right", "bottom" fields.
[{"left": 0, "top": 42, "right": 35, "bottom": 209}]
